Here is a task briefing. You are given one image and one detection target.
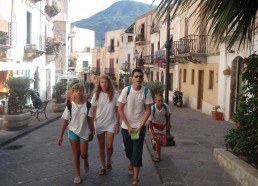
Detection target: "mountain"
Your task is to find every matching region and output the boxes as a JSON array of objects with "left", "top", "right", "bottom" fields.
[{"left": 72, "top": 0, "right": 156, "bottom": 47}]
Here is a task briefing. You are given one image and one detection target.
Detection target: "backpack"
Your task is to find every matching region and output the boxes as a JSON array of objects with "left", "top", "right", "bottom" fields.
[
  {"left": 66, "top": 101, "right": 91, "bottom": 120},
  {"left": 127, "top": 85, "right": 148, "bottom": 99},
  {"left": 152, "top": 103, "right": 168, "bottom": 118}
]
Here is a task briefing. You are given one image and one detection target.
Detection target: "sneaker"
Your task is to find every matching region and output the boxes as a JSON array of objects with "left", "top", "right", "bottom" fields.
[
  {"left": 74, "top": 177, "right": 81, "bottom": 184},
  {"left": 128, "top": 165, "right": 133, "bottom": 175}
]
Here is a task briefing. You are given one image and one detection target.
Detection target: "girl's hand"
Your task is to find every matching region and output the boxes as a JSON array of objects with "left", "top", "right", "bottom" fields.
[
  {"left": 88, "top": 133, "right": 94, "bottom": 141},
  {"left": 115, "top": 124, "right": 120, "bottom": 134},
  {"left": 58, "top": 136, "right": 63, "bottom": 146}
]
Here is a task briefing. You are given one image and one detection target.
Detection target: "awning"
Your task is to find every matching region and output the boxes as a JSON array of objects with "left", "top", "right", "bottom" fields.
[{"left": 0, "top": 62, "right": 30, "bottom": 71}]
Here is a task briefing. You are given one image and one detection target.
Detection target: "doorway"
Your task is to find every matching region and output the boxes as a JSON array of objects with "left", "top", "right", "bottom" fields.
[{"left": 197, "top": 70, "right": 204, "bottom": 109}]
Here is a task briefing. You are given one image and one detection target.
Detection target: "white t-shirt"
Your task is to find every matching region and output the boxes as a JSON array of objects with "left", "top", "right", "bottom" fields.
[
  {"left": 148, "top": 103, "right": 170, "bottom": 134},
  {"left": 61, "top": 101, "right": 90, "bottom": 139},
  {"left": 91, "top": 91, "right": 119, "bottom": 134},
  {"left": 118, "top": 86, "right": 153, "bottom": 129}
]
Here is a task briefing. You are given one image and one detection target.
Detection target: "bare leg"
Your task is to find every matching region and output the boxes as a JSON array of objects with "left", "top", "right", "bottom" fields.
[
  {"left": 70, "top": 139, "right": 81, "bottom": 180},
  {"left": 97, "top": 132, "right": 106, "bottom": 169},
  {"left": 80, "top": 140, "right": 89, "bottom": 171},
  {"left": 156, "top": 140, "right": 161, "bottom": 159},
  {"left": 133, "top": 166, "right": 140, "bottom": 185},
  {"left": 106, "top": 132, "right": 114, "bottom": 166}
]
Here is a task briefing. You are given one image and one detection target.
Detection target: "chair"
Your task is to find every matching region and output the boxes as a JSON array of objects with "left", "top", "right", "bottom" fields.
[{"left": 30, "top": 100, "right": 49, "bottom": 121}]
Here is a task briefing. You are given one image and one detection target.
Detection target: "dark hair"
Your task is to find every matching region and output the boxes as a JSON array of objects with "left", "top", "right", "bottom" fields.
[
  {"left": 131, "top": 68, "right": 143, "bottom": 76},
  {"left": 155, "top": 92, "right": 164, "bottom": 98}
]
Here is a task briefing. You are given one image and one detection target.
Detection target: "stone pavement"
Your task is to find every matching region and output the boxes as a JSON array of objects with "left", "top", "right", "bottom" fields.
[{"left": 0, "top": 100, "right": 242, "bottom": 185}]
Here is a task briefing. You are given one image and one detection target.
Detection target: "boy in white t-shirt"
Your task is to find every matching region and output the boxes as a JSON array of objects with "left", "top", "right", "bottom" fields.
[
  {"left": 148, "top": 93, "right": 171, "bottom": 162},
  {"left": 118, "top": 68, "right": 153, "bottom": 186}
]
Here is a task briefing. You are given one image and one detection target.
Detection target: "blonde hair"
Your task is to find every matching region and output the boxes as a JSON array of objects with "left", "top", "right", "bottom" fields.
[
  {"left": 71, "top": 83, "right": 86, "bottom": 103},
  {"left": 93, "top": 75, "right": 114, "bottom": 102}
]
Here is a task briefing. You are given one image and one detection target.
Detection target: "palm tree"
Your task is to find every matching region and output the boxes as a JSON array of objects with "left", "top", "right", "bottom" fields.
[{"left": 153, "top": 0, "right": 258, "bottom": 50}]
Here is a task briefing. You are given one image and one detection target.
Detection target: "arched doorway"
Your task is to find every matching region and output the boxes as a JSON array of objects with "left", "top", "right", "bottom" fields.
[{"left": 229, "top": 57, "right": 244, "bottom": 118}]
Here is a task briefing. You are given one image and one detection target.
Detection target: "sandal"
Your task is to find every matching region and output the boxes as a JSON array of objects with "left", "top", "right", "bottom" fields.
[
  {"left": 151, "top": 138, "right": 156, "bottom": 151},
  {"left": 74, "top": 177, "right": 81, "bottom": 184},
  {"left": 106, "top": 164, "right": 112, "bottom": 171},
  {"left": 153, "top": 157, "right": 161, "bottom": 162},
  {"left": 98, "top": 168, "right": 106, "bottom": 175},
  {"left": 132, "top": 178, "right": 139, "bottom": 186}
]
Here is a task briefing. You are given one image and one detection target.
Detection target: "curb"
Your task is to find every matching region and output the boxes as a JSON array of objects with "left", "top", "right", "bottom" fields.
[
  {"left": 213, "top": 148, "right": 258, "bottom": 186},
  {"left": 144, "top": 132, "right": 184, "bottom": 186},
  {"left": 0, "top": 114, "right": 62, "bottom": 147}
]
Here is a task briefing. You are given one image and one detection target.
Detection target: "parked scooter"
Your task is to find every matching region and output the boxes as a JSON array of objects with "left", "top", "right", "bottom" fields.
[{"left": 173, "top": 89, "right": 183, "bottom": 107}]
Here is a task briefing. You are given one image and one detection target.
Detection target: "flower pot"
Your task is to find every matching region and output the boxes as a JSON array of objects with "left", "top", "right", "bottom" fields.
[
  {"left": 52, "top": 102, "right": 66, "bottom": 113},
  {"left": 3, "top": 112, "right": 31, "bottom": 131},
  {"left": 212, "top": 111, "right": 223, "bottom": 120}
]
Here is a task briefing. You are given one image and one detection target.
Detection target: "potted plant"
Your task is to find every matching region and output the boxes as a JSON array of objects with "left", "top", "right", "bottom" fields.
[
  {"left": 51, "top": 81, "right": 67, "bottom": 112},
  {"left": 3, "top": 77, "right": 33, "bottom": 130},
  {"left": 225, "top": 54, "right": 258, "bottom": 168},
  {"left": 211, "top": 105, "right": 223, "bottom": 120},
  {"left": 137, "top": 58, "right": 145, "bottom": 69},
  {"left": 0, "top": 31, "right": 8, "bottom": 45}
]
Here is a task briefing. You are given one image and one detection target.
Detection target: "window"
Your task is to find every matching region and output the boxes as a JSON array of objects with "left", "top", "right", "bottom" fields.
[
  {"left": 117, "top": 41, "right": 119, "bottom": 47},
  {"left": 151, "top": 71, "right": 153, "bottom": 81},
  {"left": 183, "top": 69, "right": 187, "bottom": 82},
  {"left": 209, "top": 70, "right": 214, "bottom": 89},
  {"left": 83, "top": 61, "right": 88, "bottom": 68},
  {"left": 158, "top": 41, "right": 160, "bottom": 50},
  {"left": 116, "top": 58, "right": 118, "bottom": 64},
  {"left": 121, "top": 36, "right": 123, "bottom": 43},
  {"left": 161, "top": 71, "right": 164, "bottom": 84},
  {"left": 128, "top": 36, "right": 133, "bottom": 42},
  {"left": 191, "top": 69, "right": 195, "bottom": 85},
  {"left": 156, "top": 72, "right": 159, "bottom": 81}
]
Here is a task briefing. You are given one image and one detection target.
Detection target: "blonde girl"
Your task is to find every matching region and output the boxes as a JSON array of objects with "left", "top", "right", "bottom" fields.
[
  {"left": 58, "top": 83, "right": 94, "bottom": 184},
  {"left": 91, "top": 75, "right": 120, "bottom": 175}
]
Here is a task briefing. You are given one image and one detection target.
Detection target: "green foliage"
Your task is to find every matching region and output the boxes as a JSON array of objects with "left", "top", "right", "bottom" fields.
[
  {"left": 0, "top": 31, "right": 8, "bottom": 45},
  {"left": 4, "top": 77, "right": 32, "bottom": 114},
  {"left": 225, "top": 53, "right": 258, "bottom": 168},
  {"left": 143, "top": 81, "right": 165, "bottom": 100},
  {"left": 52, "top": 81, "right": 67, "bottom": 103}
]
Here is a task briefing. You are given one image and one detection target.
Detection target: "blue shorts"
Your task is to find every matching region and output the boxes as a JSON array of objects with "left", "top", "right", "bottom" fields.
[{"left": 68, "top": 130, "right": 87, "bottom": 141}]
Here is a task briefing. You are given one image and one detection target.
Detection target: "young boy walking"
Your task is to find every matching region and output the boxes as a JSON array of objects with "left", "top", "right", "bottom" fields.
[
  {"left": 148, "top": 93, "right": 171, "bottom": 162},
  {"left": 118, "top": 68, "right": 153, "bottom": 186}
]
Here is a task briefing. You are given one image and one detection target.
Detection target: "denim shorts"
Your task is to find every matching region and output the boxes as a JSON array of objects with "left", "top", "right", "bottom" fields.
[
  {"left": 121, "top": 126, "right": 146, "bottom": 167},
  {"left": 68, "top": 130, "right": 87, "bottom": 141}
]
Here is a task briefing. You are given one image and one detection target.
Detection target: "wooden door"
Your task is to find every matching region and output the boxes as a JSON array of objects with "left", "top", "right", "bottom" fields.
[{"left": 197, "top": 70, "right": 204, "bottom": 109}]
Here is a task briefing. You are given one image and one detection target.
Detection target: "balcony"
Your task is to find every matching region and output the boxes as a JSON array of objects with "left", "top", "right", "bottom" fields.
[
  {"left": 92, "top": 67, "right": 100, "bottom": 75},
  {"left": 172, "top": 35, "right": 215, "bottom": 64},
  {"left": 45, "top": 1, "right": 60, "bottom": 17},
  {"left": 24, "top": 33, "right": 45, "bottom": 61},
  {"left": 143, "top": 55, "right": 156, "bottom": 66},
  {"left": 107, "top": 45, "right": 114, "bottom": 52},
  {"left": 0, "top": 31, "right": 11, "bottom": 57},
  {"left": 104, "top": 68, "right": 115, "bottom": 75},
  {"left": 135, "top": 34, "right": 145, "bottom": 45}
]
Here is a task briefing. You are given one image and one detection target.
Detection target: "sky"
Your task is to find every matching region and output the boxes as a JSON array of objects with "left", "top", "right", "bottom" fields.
[{"left": 69, "top": 0, "right": 160, "bottom": 22}]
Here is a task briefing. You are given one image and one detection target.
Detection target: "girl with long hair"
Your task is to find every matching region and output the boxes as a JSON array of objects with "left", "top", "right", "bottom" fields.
[{"left": 91, "top": 75, "right": 120, "bottom": 175}]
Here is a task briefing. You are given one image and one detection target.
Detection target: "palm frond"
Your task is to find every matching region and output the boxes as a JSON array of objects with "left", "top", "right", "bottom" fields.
[{"left": 153, "top": 0, "right": 258, "bottom": 50}]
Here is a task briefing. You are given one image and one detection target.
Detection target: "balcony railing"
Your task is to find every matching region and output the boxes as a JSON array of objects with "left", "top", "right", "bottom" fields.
[
  {"left": 45, "top": 0, "right": 60, "bottom": 17},
  {"left": 104, "top": 68, "right": 115, "bottom": 75},
  {"left": 92, "top": 67, "right": 100, "bottom": 75},
  {"left": 172, "top": 35, "right": 212, "bottom": 55},
  {"left": 135, "top": 34, "right": 145, "bottom": 42},
  {"left": 143, "top": 55, "right": 156, "bottom": 65}
]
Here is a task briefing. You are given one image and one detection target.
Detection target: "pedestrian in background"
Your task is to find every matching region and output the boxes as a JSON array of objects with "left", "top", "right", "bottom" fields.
[
  {"left": 91, "top": 75, "right": 120, "bottom": 175},
  {"left": 118, "top": 68, "right": 153, "bottom": 186},
  {"left": 58, "top": 83, "right": 94, "bottom": 184},
  {"left": 148, "top": 93, "right": 171, "bottom": 162}
]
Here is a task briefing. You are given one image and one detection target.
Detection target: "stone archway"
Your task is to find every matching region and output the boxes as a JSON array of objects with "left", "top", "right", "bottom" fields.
[{"left": 229, "top": 56, "right": 244, "bottom": 119}]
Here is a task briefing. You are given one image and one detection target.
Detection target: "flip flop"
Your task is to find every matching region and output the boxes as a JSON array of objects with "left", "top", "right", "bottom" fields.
[
  {"left": 106, "top": 164, "right": 112, "bottom": 171},
  {"left": 98, "top": 168, "right": 106, "bottom": 175},
  {"left": 153, "top": 157, "right": 161, "bottom": 162}
]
